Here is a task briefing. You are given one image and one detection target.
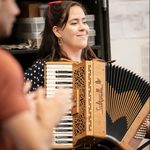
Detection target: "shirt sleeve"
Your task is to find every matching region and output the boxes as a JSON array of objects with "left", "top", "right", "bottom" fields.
[
  {"left": 0, "top": 50, "right": 29, "bottom": 122},
  {"left": 24, "top": 59, "right": 44, "bottom": 91}
]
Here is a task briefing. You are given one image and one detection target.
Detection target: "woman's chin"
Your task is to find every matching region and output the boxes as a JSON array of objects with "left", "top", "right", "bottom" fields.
[{"left": 79, "top": 42, "right": 88, "bottom": 49}]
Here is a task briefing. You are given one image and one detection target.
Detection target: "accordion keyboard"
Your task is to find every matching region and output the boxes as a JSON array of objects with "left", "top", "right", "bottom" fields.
[
  {"left": 45, "top": 62, "right": 73, "bottom": 149},
  {"left": 135, "top": 114, "right": 150, "bottom": 139}
]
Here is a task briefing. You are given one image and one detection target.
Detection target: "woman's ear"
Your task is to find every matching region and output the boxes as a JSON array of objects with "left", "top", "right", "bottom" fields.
[{"left": 52, "top": 26, "right": 62, "bottom": 38}]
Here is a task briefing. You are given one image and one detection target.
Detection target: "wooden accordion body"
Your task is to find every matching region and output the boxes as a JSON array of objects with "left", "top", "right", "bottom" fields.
[
  {"left": 44, "top": 60, "right": 150, "bottom": 150},
  {"left": 72, "top": 59, "right": 149, "bottom": 150}
]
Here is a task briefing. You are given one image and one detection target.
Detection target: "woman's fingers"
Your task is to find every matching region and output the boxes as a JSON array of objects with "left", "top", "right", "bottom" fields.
[{"left": 23, "top": 81, "right": 32, "bottom": 93}]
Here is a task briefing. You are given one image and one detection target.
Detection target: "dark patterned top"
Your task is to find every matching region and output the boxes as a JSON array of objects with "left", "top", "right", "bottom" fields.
[{"left": 24, "top": 59, "right": 45, "bottom": 91}]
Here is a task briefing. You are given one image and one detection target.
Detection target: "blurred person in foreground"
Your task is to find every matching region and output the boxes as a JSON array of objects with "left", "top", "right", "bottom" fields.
[{"left": 0, "top": 0, "right": 72, "bottom": 150}]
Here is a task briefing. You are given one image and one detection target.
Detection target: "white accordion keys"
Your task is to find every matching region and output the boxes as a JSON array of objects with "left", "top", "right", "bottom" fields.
[{"left": 45, "top": 62, "right": 73, "bottom": 149}]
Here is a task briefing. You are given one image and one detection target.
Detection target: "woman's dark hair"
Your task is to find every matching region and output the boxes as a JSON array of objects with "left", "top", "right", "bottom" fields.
[{"left": 37, "top": 0, "right": 97, "bottom": 61}]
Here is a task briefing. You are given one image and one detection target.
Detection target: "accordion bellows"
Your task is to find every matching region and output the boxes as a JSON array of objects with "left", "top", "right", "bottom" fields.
[{"left": 45, "top": 59, "right": 150, "bottom": 150}]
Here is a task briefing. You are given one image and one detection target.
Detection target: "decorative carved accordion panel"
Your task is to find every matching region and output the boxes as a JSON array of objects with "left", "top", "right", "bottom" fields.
[{"left": 44, "top": 60, "right": 150, "bottom": 150}]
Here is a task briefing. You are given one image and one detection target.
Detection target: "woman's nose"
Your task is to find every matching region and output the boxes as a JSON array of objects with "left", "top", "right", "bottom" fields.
[{"left": 79, "top": 22, "right": 89, "bottom": 30}]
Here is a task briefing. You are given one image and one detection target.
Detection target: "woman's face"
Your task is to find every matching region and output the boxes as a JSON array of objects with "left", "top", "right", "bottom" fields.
[{"left": 57, "top": 5, "right": 89, "bottom": 51}]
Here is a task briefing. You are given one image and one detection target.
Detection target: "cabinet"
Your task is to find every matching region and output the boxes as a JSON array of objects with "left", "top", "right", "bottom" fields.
[{"left": 0, "top": 0, "right": 111, "bottom": 71}]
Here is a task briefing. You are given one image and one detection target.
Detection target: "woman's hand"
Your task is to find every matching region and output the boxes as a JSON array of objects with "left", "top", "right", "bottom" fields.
[
  {"left": 35, "top": 87, "right": 73, "bottom": 128},
  {"left": 24, "top": 81, "right": 73, "bottom": 129}
]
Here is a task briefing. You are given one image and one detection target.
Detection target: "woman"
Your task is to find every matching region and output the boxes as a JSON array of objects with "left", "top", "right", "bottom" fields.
[
  {"left": 24, "top": 0, "right": 97, "bottom": 91},
  {"left": 24, "top": 1, "right": 150, "bottom": 147}
]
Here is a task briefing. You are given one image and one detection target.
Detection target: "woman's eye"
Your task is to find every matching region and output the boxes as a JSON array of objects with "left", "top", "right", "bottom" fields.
[
  {"left": 83, "top": 21, "right": 87, "bottom": 24},
  {"left": 70, "top": 20, "right": 87, "bottom": 25},
  {"left": 71, "top": 22, "right": 77, "bottom": 25}
]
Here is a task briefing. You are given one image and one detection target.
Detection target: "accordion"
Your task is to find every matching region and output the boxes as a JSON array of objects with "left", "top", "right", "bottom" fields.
[{"left": 44, "top": 59, "right": 150, "bottom": 150}]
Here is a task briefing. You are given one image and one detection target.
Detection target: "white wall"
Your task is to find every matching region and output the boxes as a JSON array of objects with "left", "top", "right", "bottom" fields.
[
  {"left": 109, "top": 0, "right": 149, "bottom": 82},
  {"left": 109, "top": 1, "right": 149, "bottom": 149}
]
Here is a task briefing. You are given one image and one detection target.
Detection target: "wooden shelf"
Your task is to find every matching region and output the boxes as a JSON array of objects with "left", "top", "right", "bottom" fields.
[
  {"left": 7, "top": 45, "right": 102, "bottom": 54},
  {"left": 7, "top": 48, "right": 39, "bottom": 54}
]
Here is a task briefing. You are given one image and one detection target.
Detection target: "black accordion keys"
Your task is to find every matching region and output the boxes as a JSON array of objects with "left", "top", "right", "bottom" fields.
[{"left": 44, "top": 61, "right": 73, "bottom": 149}]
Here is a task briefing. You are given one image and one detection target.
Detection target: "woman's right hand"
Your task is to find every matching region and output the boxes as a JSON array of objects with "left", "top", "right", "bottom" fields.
[{"left": 35, "top": 87, "right": 73, "bottom": 128}]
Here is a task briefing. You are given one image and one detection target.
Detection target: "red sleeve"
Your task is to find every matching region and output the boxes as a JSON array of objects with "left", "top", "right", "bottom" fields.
[{"left": 0, "top": 49, "right": 29, "bottom": 122}]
